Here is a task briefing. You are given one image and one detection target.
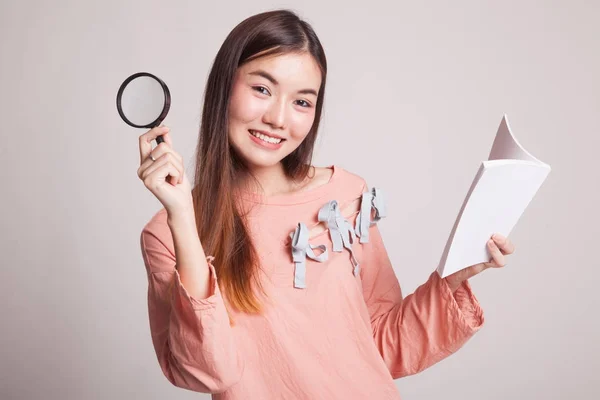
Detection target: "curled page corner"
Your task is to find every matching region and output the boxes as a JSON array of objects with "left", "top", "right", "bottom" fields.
[{"left": 488, "top": 114, "right": 551, "bottom": 168}]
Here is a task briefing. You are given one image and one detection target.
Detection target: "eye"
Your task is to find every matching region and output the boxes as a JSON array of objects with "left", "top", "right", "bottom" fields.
[
  {"left": 252, "top": 86, "right": 271, "bottom": 96},
  {"left": 295, "top": 99, "right": 312, "bottom": 108}
]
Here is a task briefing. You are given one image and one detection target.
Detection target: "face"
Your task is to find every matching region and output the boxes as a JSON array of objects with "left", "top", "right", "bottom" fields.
[{"left": 228, "top": 52, "right": 322, "bottom": 170}]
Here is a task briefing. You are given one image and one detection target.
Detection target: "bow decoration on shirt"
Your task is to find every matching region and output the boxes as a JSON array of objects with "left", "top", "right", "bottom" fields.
[
  {"left": 317, "top": 200, "right": 360, "bottom": 276},
  {"left": 354, "top": 187, "right": 386, "bottom": 244},
  {"left": 290, "top": 222, "right": 328, "bottom": 289}
]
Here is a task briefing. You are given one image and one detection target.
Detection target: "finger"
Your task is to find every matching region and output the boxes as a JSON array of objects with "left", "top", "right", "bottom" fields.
[
  {"left": 492, "top": 234, "right": 515, "bottom": 255},
  {"left": 137, "top": 148, "right": 162, "bottom": 179},
  {"left": 141, "top": 154, "right": 183, "bottom": 184},
  {"left": 452, "top": 263, "right": 485, "bottom": 283},
  {"left": 148, "top": 140, "right": 183, "bottom": 164},
  {"left": 162, "top": 130, "right": 174, "bottom": 148},
  {"left": 151, "top": 139, "right": 184, "bottom": 184},
  {"left": 144, "top": 163, "right": 180, "bottom": 188},
  {"left": 173, "top": 157, "right": 184, "bottom": 185},
  {"left": 143, "top": 159, "right": 181, "bottom": 188},
  {"left": 142, "top": 151, "right": 184, "bottom": 186},
  {"left": 149, "top": 142, "right": 170, "bottom": 162},
  {"left": 164, "top": 163, "right": 181, "bottom": 186},
  {"left": 139, "top": 125, "right": 169, "bottom": 164},
  {"left": 139, "top": 126, "right": 170, "bottom": 164},
  {"left": 487, "top": 239, "right": 506, "bottom": 267},
  {"left": 137, "top": 153, "right": 171, "bottom": 180},
  {"left": 163, "top": 152, "right": 184, "bottom": 183},
  {"left": 445, "top": 261, "right": 489, "bottom": 290},
  {"left": 141, "top": 153, "right": 172, "bottom": 181}
]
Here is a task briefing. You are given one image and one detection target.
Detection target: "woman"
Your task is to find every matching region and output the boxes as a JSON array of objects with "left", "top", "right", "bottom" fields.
[{"left": 138, "top": 9, "right": 514, "bottom": 400}]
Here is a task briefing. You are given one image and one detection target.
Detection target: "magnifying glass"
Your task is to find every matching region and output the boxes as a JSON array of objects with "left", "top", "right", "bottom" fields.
[{"left": 116, "top": 72, "right": 171, "bottom": 144}]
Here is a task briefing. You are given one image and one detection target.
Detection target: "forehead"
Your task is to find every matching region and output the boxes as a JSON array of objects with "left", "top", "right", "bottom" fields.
[{"left": 239, "top": 52, "right": 322, "bottom": 89}]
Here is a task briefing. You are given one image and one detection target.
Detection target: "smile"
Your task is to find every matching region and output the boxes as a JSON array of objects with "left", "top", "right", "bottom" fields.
[{"left": 249, "top": 130, "right": 284, "bottom": 144}]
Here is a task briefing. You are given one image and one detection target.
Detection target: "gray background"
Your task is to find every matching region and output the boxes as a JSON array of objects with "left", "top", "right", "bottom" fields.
[{"left": 1, "top": 0, "right": 598, "bottom": 399}]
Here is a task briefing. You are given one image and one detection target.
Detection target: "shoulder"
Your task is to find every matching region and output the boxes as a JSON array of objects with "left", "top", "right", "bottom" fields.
[{"left": 330, "top": 164, "right": 369, "bottom": 196}]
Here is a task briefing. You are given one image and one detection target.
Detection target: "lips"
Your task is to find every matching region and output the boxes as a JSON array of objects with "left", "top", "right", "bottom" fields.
[
  {"left": 249, "top": 129, "right": 286, "bottom": 141},
  {"left": 248, "top": 130, "right": 286, "bottom": 144},
  {"left": 248, "top": 129, "right": 285, "bottom": 149}
]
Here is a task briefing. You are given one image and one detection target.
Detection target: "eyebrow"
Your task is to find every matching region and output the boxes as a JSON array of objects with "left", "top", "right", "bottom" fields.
[{"left": 248, "top": 69, "right": 318, "bottom": 97}]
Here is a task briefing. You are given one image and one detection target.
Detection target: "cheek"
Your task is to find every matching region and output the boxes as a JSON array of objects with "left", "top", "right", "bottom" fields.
[
  {"left": 229, "top": 86, "right": 266, "bottom": 124},
  {"left": 288, "top": 112, "right": 316, "bottom": 141}
]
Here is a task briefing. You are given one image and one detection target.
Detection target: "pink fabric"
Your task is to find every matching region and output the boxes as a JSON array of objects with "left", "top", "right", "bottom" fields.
[{"left": 140, "top": 165, "right": 484, "bottom": 399}]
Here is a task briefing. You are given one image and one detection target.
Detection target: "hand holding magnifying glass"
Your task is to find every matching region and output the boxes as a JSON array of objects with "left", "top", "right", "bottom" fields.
[{"left": 117, "top": 72, "right": 192, "bottom": 213}]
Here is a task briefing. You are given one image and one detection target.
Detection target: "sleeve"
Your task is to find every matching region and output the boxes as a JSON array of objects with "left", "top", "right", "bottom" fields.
[
  {"left": 140, "top": 223, "right": 244, "bottom": 393},
  {"left": 359, "top": 223, "right": 484, "bottom": 379}
]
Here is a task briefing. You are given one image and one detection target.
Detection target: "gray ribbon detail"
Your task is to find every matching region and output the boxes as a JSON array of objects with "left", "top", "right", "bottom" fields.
[
  {"left": 317, "top": 200, "right": 360, "bottom": 276},
  {"left": 290, "top": 222, "right": 328, "bottom": 289},
  {"left": 355, "top": 187, "right": 386, "bottom": 244}
]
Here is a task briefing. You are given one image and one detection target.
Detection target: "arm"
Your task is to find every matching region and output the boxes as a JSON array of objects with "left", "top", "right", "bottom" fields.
[
  {"left": 359, "top": 224, "right": 484, "bottom": 378},
  {"left": 140, "top": 210, "right": 243, "bottom": 393},
  {"left": 167, "top": 210, "right": 212, "bottom": 300}
]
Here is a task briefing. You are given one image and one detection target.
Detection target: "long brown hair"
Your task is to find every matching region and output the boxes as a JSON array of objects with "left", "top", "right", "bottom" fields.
[{"left": 190, "top": 10, "right": 328, "bottom": 318}]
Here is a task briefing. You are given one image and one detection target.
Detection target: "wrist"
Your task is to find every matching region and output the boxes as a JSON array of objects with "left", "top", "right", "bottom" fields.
[{"left": 167, "top": 204, "right": 196, "bottom": 228}]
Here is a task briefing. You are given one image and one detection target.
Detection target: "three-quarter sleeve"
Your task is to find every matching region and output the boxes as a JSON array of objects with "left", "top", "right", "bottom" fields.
[
  {"left": 358, "top": 223, "right": 484, "bottom": 378},
  {"left": 140, "top": 221, "right": 244, "bottom": 393}
]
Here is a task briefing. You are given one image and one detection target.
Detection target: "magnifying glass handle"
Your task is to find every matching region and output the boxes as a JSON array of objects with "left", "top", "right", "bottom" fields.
[{"left": 153, "top": 122, "right": 165, "bottom": 144}]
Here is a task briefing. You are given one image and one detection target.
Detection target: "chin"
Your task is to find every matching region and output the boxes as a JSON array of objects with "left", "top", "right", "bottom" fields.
[
  {"left": 232, "top": 144, "right": 286, "bottom": 169},
  {"left": 230, "top": 132, "right": 296, "bottom": 170},
  {"left": 245, "top": 157, "right": 283, "bottom": 170}
]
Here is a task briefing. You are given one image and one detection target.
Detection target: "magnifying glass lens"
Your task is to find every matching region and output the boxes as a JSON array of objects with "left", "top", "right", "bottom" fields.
[
  {"left": 120, "top": 77, "right": 166, "bottom": 126},
  {"left": 116, "top": 72, "right": 171, "bottom": 144}
]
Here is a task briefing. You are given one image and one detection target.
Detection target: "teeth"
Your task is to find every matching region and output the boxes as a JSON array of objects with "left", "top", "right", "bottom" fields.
[{"left": 250, "top": 130, "right": 282, "bottom": 144}]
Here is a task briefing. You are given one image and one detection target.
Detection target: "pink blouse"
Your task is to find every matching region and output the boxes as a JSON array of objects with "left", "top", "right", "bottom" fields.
[{"left": 140, "top": 165, "right": 484, "bottom": 399}]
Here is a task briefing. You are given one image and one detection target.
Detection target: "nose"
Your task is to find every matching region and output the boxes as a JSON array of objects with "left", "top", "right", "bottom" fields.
[{"left": 262, "top": 97, "right": 286, "bottom": 130}]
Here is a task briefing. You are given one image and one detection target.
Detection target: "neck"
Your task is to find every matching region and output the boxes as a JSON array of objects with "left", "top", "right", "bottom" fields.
[{"left": 240, "top": 162, "right": 308, "bottom": 197}]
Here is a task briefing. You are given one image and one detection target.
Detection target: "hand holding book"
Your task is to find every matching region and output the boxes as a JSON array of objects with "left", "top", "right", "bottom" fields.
[{"left": 443, "top": 232, "right": 516, "bottom": 292}]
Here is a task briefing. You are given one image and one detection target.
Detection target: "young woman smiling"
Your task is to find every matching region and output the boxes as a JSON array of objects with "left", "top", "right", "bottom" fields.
[{"left": 138, "top": 9, "right": 514, "bottom": 400}]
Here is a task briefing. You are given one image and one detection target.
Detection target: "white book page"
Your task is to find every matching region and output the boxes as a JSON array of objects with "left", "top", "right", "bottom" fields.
[{"left": 436, "top": 115, "right": 551, "bottom": 277}]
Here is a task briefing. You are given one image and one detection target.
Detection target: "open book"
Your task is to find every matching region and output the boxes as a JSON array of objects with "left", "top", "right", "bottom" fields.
[{"left": 436, "top": 115, "right": 551, "bottom": 278}]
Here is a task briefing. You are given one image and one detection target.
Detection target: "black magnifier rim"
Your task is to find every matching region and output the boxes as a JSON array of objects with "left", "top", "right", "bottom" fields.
[{"left": 116, "top": 72, "right": 171, "bottom": 129}]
